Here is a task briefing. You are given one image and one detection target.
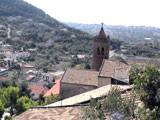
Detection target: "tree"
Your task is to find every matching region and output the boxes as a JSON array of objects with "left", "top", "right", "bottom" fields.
[
  {"left": 18, "top": 81, "right": 31, "bottom": 97},
  {"left": 80, "top": 87, "right": 137, "bottom": 120},
  {"left": 16, "top": 96, "right": 38, "bottom": 114},
  {"left": 80, "top": 99, "right": 104, "bottom": 120},
  {"left": 130, "top": 64, "right": 160, "bottom": 119},
  {"left": 44, "top": 94, "right": 59, "bottom": 105},
  {"left": 5, "top": 87, "right": 19, "bottom": 116},
  {"left": 0, "top": 100, "right": 4, "bottom": 118},
  {"left": 84, "top": 63, "right": 91, "bottom": 69},
  {"left": 9, "top": 70, "right": 21, "bottom": 81}
]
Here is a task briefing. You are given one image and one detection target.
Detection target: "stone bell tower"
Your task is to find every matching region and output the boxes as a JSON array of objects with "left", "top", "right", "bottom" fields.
[{"left": 92, "top": 23, "right": 110, "bottom": 70}]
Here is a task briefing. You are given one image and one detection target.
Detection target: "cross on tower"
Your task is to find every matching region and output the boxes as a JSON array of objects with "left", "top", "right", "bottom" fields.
[{"left": 101, "top": 22, "right": 104, "bottom": 27}]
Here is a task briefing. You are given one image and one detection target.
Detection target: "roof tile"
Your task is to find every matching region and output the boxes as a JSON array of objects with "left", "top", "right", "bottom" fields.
[{"left": 61, "top": 68, "right": 99, "bottom": 86}]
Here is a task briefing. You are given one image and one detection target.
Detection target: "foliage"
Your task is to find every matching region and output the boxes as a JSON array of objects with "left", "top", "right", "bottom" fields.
[
  {"left": 80, "top": 87, "right": 137, "bottom": 120},
  {"left": 0, "top": 100, "right": 4, "bottom": 118},
  {"left": 16, "top": 96, "right": 38, "bottom": 114},
  {"left": 80, "top": 99, "right": 104, "bottom": 120},
  {"left": 18, "top": 81, "right": 31, "bottom": 97},
  {"left": 135, "top": 104, "right": 160, "bottom": 120},
  {"left": 0, "top": 86, "right": 37, "bottom": 116},
  {"left": 4, "top": 115, "right": 12, "bottom": 120},
  {"left": 130, "top": 64, "right": 160, "bottom": 119},
  {"left": 44, "top": 94, "right": 59, "bottom": 105},
  {"left": 0, "top": 80, "right": 18, "bottom": 88},
  {"left": 5, "top": 86, "right": 19, "bottom": 107},
  {"left": 9, "top": 70, "right": 21, "bottom": 81},
  {"left": 130, "top": 65, "right": 160, "bottom": 109}
]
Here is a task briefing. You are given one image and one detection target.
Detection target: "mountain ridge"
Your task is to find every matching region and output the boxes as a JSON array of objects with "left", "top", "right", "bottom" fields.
[{"left": 65, "top": 22, "right": 160, "bottom": 42}]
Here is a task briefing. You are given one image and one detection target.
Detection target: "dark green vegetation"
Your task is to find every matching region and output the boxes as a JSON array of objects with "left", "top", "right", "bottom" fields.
[
  {"left": 121, "top": 41, "right": 160, "bottom": 58},
  {"left": 0, "top": 85, "right": 38, "bottom": 117},
  {"left": 130, "top": 64, "right": 160, "bottom": 119},
  {"left": 0, "top": 80, "right": 59, "bottom": 118}
]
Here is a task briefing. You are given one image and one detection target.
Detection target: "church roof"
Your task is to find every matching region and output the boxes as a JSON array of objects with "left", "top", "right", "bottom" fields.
[
  {"left": 61, "top": 68, "right": 99, "bottom": 86},
  {"left": 97, "top": 26, "right": 106, "bottom": 38},
  {"left": 99, "top": 59, "right": 129, "bottom": 79}
]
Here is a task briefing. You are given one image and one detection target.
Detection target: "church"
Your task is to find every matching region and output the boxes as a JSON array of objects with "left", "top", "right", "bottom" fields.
[{"left": 59, "top": 24, "right": 130, "bottom": 99}]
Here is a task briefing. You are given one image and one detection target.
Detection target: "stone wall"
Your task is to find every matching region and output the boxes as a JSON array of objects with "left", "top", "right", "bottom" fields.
[
  {"left": 60, "top": 82, "right": 97, "bottom": 99},
  {"left": 98, "top": 76, "right": 111, "bottom": 87}
]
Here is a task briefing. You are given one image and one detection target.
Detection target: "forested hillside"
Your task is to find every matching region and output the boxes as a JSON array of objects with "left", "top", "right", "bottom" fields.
[{"left": 0, "top": 0, "right": 94, "bottom": 70}]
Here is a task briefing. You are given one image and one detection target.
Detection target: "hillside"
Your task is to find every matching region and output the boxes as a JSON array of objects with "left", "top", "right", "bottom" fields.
[
  {"left": 65, "top": 22, "right": 160, "bottom": 42},
  {"left": 0, "top": 0, "right": 96, "bottom": 70}
]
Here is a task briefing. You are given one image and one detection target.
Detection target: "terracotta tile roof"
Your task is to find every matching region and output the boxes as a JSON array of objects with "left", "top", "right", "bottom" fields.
[
  {"left": 5, "top": 51, "right": 12, "bottom": 55},
  {"left": 61, "top": 68, "right": 99, "bottom": 86},
  {"left": 13, "top": 106, "right": 80, "bottom": 120},
  {"left": 44, "top": 81, "right": 60, "bottom": 97},
  {"left": 99, "top": 60, "right": 129, "bottom": 79},
  {"left": 26, "top": 75, "right": 35, "bottom": 81},
  {"left": 46, "top": 85, "right": 131, "bottom": 107},
  {"left": 0, "top": 77, "right": 11, "bottom": 81},
  {"left": 29, "top": 85, "right": 48, "bottom": 96}
]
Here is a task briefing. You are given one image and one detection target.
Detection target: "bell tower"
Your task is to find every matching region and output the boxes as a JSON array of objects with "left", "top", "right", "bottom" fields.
[{"left": 92, "top": 23, "right": 110, "bottom": 70}]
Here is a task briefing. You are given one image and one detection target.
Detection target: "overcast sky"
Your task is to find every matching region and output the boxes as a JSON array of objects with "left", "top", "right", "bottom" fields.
[{"left": 24, "top": 0, "right": 160, "bottom": 27}]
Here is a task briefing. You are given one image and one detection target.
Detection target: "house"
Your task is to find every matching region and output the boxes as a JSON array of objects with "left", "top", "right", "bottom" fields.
[
  {"left": 29, "top": 85, "right": 48, "bottom": 99},
  {"left": 0, "top": 69, "right": 10, "bottom": 81},
  {"left": 21, "top": 64, "right": 36, "bottom": 73},
  {"left": 17, "top": 52, "right": 30, "bottom": 58},
  {"left": 16, "top": 31, "right": 23, "bottom": 36},
  {"left": 5, "top": 51, "right": 30, "bottom": 61},
  {"left": 41, "top": 73, "right": 55, "bottom": 83},
  {"left": 26, "top": 75, "right": 35, "bottom": 81}
]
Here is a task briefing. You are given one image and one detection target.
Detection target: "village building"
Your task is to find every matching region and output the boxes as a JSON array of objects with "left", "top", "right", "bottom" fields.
[
  {"left": 0, "top": 68, "right": 10, "bottom": 81},
  {"left": 4, "top": 51, "right": 30, "bottom": 61},
  {"left": 29, "top": 85, "right": 48, "bottom": 100}
]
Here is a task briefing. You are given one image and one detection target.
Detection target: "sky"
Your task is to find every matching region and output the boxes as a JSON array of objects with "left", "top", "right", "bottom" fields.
[{"left": 24, "top": 0, "right": 160, "bottom": 27}]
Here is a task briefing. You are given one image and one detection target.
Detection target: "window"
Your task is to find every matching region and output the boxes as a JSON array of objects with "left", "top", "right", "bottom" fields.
[
  {"left": 97, "top": 47, "right": 100, "bottom": 55},
  {"left": 101, "top": 47, "right": 104, "bottom": 55}
]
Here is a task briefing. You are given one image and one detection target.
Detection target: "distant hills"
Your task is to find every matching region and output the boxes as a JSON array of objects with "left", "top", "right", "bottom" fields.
[
  {"left": 65, "top": 22, "right": 160, "bottom": 42},
  {"left": 0, "top": 0, "right": 93, "bottom": 53},
  {"left": 64, "top": 22, "right": 160, "bottom": 59}
]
